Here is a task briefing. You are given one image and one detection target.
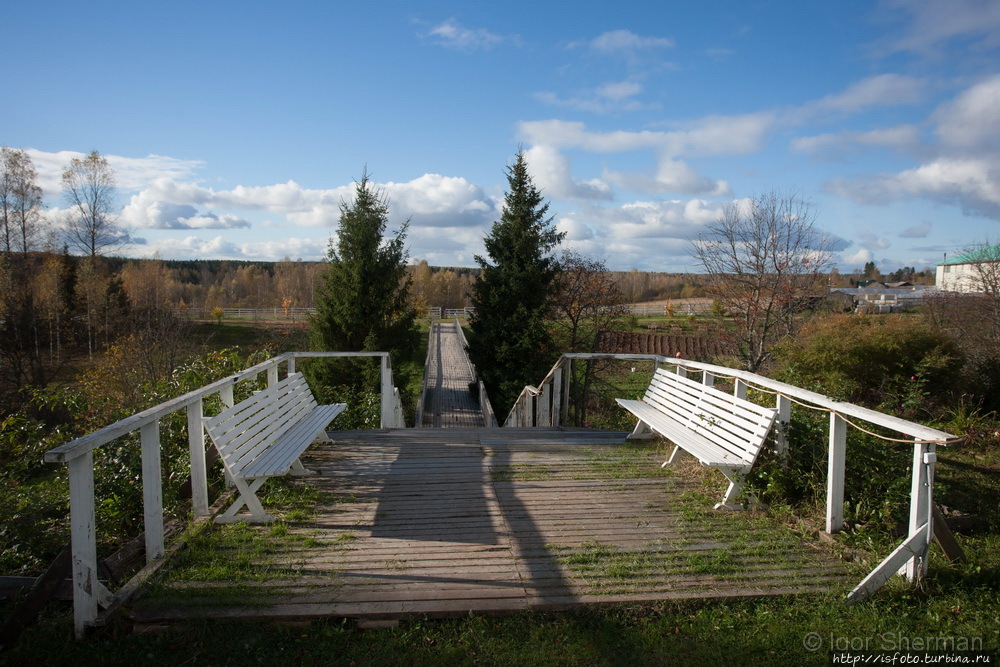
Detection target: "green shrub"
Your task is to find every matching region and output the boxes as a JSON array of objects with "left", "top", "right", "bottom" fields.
[
  {"left": 772, "top": 313, "right": 962, "bottom": 418},
  {"left": 0, "top": 347, "right": 273, "bottom": 575}
]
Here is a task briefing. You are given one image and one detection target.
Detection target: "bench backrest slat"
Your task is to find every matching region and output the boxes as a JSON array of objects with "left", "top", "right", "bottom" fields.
[
  {"left": 205, "top": 373, "right": 319, "bottom": 478},
  {"left": 643, "top": 367, "right": 777, "bottom": 465}
]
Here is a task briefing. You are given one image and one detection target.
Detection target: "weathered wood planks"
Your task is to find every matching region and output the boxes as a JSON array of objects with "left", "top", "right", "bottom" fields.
[{"left": 131, "top": 428, "right": 848, "bottom": 626}]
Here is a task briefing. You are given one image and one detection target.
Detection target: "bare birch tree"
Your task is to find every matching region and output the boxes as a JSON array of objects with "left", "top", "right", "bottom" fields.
[
  {"left": 692, "top": 190, "right": 832, "bottom": 372},
  {"left": 1, "top": 147, "right": 46, "bottom": 255},
  {"left": 62, "top": 150, "right": 128, "bottom": 257}
]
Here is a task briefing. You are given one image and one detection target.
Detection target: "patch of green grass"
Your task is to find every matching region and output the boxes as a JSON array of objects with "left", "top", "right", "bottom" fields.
[
  {"left": 489, "top": 464, "right": 556, "bottom": 482},
  {"left": 584, "top": 442, "right": 673, "bottom": 480}
]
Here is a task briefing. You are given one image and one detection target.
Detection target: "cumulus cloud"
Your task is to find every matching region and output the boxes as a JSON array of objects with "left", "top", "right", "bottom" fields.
[
  {"left": 830, "top": 157, "right": 1000, "bottom": 218},
  {"left": 823, "top": 77, "right": 1000, "bottom": 220},
  {"left": 523, "top": 145, "right": 613, "bottom": 201},
  {"left": 605, "top": 158, "right": 730, "bottom": 196},
  {"left": 380, "top": 174, "right": 497, "bottom": 226},
  {"left": 117, "top": 172, "right": 497, "bottom": 232},
  {"left": 842, "top": 247, "right": 875, "bottom": 266},
  {"left": 555, "top": 199, "right": 724, "bottom": 270},
  {"left": 122, "top": 196, "right": 250, "bottom": 230},
  {"left": 136, "top": 235, "right": 329, "bottom": 261},
  {"left": 25, "top": 149, "right": 205, "bottom": 196},
  {"left": 932, "top": 74, "right": 1000, "bottom": 153}
]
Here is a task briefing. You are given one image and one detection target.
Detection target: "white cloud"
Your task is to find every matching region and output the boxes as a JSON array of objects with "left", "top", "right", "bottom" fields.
[
  {"left": 518, "top": 114, "right": 774, "bottom": 157},
  {"left": 117, "top": 171, "right": 497, "bottom": 232},
  {"left": 807, "top": 74, "right": 926, "bottom": 114},
  {"left": 880, "top": 0, "right": 1000, "bottom": 55},
  {"left": 932, "top": 74, "right": 1000, "bottom": 153},
  {"left": 605, "top": 158, "right": 730, "bottom": 196},
  {"left": 425, "top": 19, "right": 509, "bottom": 51},
  {"left": 597, "top": 81, "right": 643, "bottom": 100},
  {"left": 822, "top": 77, "right": 1000, "bottom": 220},
  {"left": 842, "top": 247, "right": 874, "bottom": 266},
  {"left": 830, "top": 157, "right": 1000, "bottom": 218},
  {"left": 136, "top": 235, "right": 329, "bottom": 261},
  {"left": 535, "top": 80, "right": 650, "bottom": 114},
  {"left": 588, "top": 29, "right": 675, "bottom": 53},
  {"left": 523, "top": 145, "right": 613, "bottom": 201},
  {"left": 25, "top": 149, "right": 205, "bottom": 197},
  {"left": 380, "top": 174, "right": 498, "bottom": 227},
  {"left": 791, "top": 125, "right": 923, "bottom": 158}
]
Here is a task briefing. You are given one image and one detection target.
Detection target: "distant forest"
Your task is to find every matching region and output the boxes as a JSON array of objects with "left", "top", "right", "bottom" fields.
[
  {"left": 80, "top": 256, "right": 720, "bottom": 311},
  {"left": 19, "top": 253, "right": 937, "bottom": 315}
]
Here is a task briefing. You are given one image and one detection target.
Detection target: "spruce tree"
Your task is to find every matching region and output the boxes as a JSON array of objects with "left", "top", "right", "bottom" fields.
[
  {"left": 468, "top": 151, "right": 564, "bottom": 417},
  {"left": 313, "top": 171, "right": 418, "bottom": 386}
]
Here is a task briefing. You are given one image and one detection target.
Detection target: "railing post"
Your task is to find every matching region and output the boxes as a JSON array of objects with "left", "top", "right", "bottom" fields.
[
  {"left": 187, "top": 400, "right": 209, "bottom": 518},
  {"left": 561, "top": 358, "right": 572, "bottom": 425},
  {"left": 827, "top": 413, "right": 847, "bottom": 533},
  {"left": 904, "top": 440, "right": 935, "bottom": 580},
  {"left": 733, "top": 379, "right": 747, "bottom": 400},
  {"left": 141, "top": 420, "right": 164, "bottom": 562},
  {"left": 539, "top": 384, "right": 551, "bottom": 427},
  {"left": 67, "top": 452, "right": 98, "bottom": 638},
  {"left": 775, "top": 394, "right": 791, "bottom": 461},
  {"left": 702, "top": 371, "right": 715, "bottom": 387},
  {"left": 267, "top": 364, "right": 279, "bottom": 387},
  {"left": 287, "top": 355, "right": 296, "bottom": 374},
  {"left": 221, "top": 382, "right": 234, "bottom": 409},
  {"left": 380, "top": 354, "right": 393, "bottom": 428},
  {"left": 551, "top": 367, "right": 562, "bottom": 428}
]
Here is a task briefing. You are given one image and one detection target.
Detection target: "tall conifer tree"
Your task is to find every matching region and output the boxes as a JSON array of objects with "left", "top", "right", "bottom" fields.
[
  {"left": 313, "top": 171, "right": 418, "bottom": 383},
  {"left": 468, "top": 151, "right": 564, "bottom": 416}
]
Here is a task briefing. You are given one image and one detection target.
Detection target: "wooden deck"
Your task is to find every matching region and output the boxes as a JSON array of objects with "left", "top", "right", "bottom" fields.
[{"left": 131, "top": 428, "right": 849, "bottom": 625}]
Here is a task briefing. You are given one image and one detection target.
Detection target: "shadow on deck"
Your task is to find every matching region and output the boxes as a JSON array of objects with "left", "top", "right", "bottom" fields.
[{"left": 130, "top": 428, "right": 849, "bottom": 626}]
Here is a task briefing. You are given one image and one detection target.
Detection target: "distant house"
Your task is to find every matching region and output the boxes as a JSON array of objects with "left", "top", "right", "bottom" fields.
[{"left": 936, "top": 245, "right": 1000, "bottom": 293}]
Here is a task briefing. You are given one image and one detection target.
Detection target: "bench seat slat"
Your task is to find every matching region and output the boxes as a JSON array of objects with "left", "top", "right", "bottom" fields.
[
  {"left": 221, "top": 390, "right": 315, "bottom": 476},
  {"left": 616, "top": 399, "right": 752, "bottom": 467},
  {"left": 240, "top": 403, "right": 345, "bottom": 479},
  {"left": 640, "top": 388, "right": 765, "bottom": 461}
]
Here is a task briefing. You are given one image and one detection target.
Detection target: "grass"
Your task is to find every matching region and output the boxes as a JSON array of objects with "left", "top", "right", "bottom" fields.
[{"left": 6, "top": 583, "right": 996, "bottom": 666}]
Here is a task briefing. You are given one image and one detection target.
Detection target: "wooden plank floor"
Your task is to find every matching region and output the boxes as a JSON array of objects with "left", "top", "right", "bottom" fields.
[{"left": 131, "top": 428, "right": 849, "bottom": 625}]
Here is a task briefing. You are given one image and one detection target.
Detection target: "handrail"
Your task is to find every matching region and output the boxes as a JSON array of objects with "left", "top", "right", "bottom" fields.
[
  {"left": 505, "top": 352, "right": 960, "bottom": 602},
  {"left": 44, "top": 351, "right": 403, "bottom": 638}
]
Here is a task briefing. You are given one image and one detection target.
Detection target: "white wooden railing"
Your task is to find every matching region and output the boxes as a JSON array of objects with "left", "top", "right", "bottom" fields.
[
  {"left": 43, "top": 351, "right": 404, "bottom": 638},
  {"left": 505, "top": 352, "right": 960, "bottom": 602}
]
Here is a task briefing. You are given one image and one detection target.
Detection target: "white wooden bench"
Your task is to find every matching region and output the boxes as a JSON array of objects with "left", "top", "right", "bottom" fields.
[
  {"left": 203, "top": 372, "right": 346, "bottom": 523},
  {"left": 616, "top": 367, "right": 778, "bottom": 510}
]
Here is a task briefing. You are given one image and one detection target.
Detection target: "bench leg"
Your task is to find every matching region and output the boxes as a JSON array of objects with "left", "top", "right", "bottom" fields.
[
  {"left": 626, "top": 420, "right": 655, "bottom": 441},
  {"left": 662, "top": 444, "right": 685, "bottom": 467},
  {"left": 216, "top": 477, "right": 274, "bottom": 523},
  {"left": 289, "top": 458, "right": 316, "bottom": 477},
  {"left": 714, "top": 468, "right": 754, "bottom": 511}
]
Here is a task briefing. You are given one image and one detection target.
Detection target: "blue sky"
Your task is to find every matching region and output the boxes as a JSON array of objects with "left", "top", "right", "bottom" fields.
[{"left": 5, "top": 0, "right": 1000, "bottom": 272}]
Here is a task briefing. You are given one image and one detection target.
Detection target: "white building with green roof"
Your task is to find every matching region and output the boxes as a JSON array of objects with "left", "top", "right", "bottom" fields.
[{"left": 936, "top": 245, "right": 1000, "bottom": 293}]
